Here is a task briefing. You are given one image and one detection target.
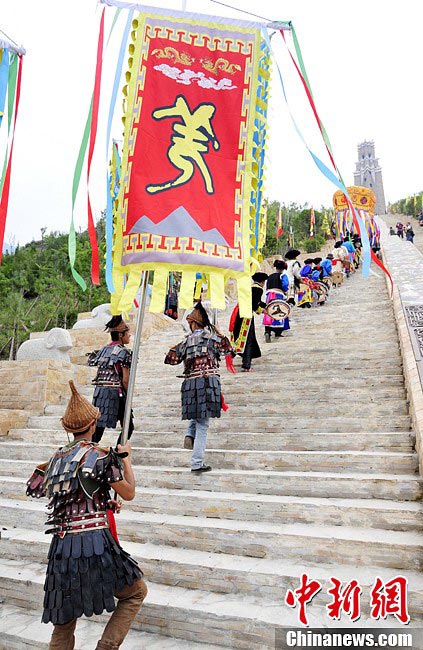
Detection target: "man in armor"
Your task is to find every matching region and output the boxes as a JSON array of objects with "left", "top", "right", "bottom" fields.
[
  {"left": 88, "top": 316, "right": 133, "bottom": 445},
  {"left": 164, "top": 302, "right": 235, "bottom": 473},
  {"left": 26, "top": 380, "right": 147, "bottom": 650}
]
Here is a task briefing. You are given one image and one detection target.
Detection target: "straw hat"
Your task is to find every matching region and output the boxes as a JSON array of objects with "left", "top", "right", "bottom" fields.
[{"left": 61, "top": 380, "right": 100, "bottom": 434}]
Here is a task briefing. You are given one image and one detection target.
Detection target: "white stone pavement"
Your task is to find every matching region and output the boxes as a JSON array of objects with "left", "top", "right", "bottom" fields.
[
  {"left": 379, "top": 216, "right": 423, "bottom": 471},
  {"left": 379, "top": 218, "right": 423, "bottom": 303}
]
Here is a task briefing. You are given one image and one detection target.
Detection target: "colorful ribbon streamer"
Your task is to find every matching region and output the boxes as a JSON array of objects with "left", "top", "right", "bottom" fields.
[
  {"left": 0, "top": 48, "right": 10, "bottom": 127},
  {"left": 105, "top": 9, "right": 134, "bottom": 293},
  {"left": 276, "top": 28, "right": 393, "bottom": 294},
  {"left": 0, "top": 52, "right": 18, "bottom": 197},
  {"left": 69, "top": 7, "right": 121, "bottom": 291},
  {"left": 0, "top": 55, "right": 22, "bottom": 264},
  {"left": 86, "top": 7, "right": 106, "bottom": 286},
  {"left": 69, "top": 103, "right": 92, "bottom": 290}
]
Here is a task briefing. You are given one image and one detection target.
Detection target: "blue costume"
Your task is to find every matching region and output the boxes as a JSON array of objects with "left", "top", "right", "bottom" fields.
[{"left": 321, "top": 259, "right": 333, "bottom": 277}]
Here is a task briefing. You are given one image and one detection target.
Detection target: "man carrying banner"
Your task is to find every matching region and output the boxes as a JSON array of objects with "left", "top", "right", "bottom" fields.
[
  {"left": 229, "top": 272, "right": 268, "bottom": 372},
  {"left": 26, "top": 381, "right": 147, "bottom": 650},
  {"left": 164, "top": 302, "right": 235, "bottom": 473}
]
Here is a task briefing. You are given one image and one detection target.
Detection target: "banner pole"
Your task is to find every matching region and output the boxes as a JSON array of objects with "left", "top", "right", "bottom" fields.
[{"left": 120, "top": 270, "right": 148, "bottom": 446}]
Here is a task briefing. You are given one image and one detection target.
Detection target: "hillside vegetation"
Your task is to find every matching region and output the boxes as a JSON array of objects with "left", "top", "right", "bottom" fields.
[
  {"left": 0, "top": 221, "right": 109, "bottom": 359},
  {"left": 0, "top": 203, "right": 333, "bottom": 359}
]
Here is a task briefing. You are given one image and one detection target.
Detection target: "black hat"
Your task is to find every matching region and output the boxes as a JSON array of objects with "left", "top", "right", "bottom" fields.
[
  {"left": 326, "top": 253, "right": 334, "bottom": 259},
  {"left": 273, "top": 260, "right": 287, "bottom": 270},
  {"left": 284, "top": 248, "right": 301, "bottom": 260},
  {"left": 252, "top": 272, "right": 268, "bottom": 283},
  {"left": 334, "top": 241, "right": 342, "bottom": 248},
  {"left": 313, "top": 257, "right": 322, "bottom": 264},
  {"left": 303, "top": 258, "right": 314, "bottom": 264}
]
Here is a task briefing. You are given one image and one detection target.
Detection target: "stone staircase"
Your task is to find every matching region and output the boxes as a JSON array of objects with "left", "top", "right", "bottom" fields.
[{"left": 0, "top": 271, "right": 422, "bottom": 648}]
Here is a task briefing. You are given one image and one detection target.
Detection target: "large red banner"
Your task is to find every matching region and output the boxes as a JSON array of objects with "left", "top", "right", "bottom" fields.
[{"left": 118, "top": 13, "right": 262, "bottom": 272}]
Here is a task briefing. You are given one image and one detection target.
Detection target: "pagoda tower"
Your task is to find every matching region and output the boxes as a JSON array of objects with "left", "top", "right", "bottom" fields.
[{"left": 354, "top": 141, "right": 386, "bottom": 214}]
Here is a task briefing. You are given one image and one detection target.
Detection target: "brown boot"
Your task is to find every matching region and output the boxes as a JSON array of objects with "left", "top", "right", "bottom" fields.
[{"left": 96, "top": 642, "right": 119, "bottom": 650}]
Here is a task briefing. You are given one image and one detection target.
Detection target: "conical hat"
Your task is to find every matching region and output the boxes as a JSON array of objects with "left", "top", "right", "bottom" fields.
[{"left": 61, "top": 380, "right": 100, "bottom": 433}]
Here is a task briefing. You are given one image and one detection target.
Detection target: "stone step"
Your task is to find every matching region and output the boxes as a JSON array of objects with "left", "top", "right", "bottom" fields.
[
  {"left": 2, "top": 501, "right": 422, "bottom": 571},
  {"left": 46, "top": 386, "right": 408, "bottom": 413},
  {"left": 9, "top": 429, "right": 416, "bottom": 453},
  {"left": 140, "top": 361, "right": 405, "bottom": 377},
  {"left": 292, "top": 300, "right": 392, "bottom": 309},
  {"left": 2, "top": 529, "right": 423, "bottom": 616},
  {"left": 140, "top": 340, "right": 401, "bottom": 355},
  {"left": 25, "top": 415, "right": 413, "bottom": 433},
  {"left": 3, "top": 478, "right": 421, "bottom": 531},
  {"left": 139, "top": 358, "right": 405, "bottom": 374},
  {"left": 0, "top": 560, "right": 292, "bottom": 650},
  {"left": 80, "top": 375, "right": 408, "bottom": 395},
  {"left": 43, "top": 399, "right": 410, "bottom": 417},
  {"left": 45, "top": 390, "right": 408, "bottom": 418},
  {"left": 0, "top": 442, "right": 417, "bottom": 473},
  {"left": 141, "top": 340, "right": 400, "bottom": 355},
  {"left": 0, "top": 603, "right": 222, "bottom": 650},
  {"left": 6, "top": 460, "right": 421, "bottom": 501},
  {"left": 78, "top": 376, "right": 407, "bottom": 398},
  {"left": 1, "top": 558, "right": 373, "bottom": 649}
]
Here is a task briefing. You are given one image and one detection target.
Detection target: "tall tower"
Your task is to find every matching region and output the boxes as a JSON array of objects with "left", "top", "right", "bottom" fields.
[{"left": 354, "top": 141, "right": 386, "bottom": 214}]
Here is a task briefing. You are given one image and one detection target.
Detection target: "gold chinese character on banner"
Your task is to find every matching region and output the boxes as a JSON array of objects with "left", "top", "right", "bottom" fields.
[{"left": 146, "top": 95, "right": 219, "bottom": 195}]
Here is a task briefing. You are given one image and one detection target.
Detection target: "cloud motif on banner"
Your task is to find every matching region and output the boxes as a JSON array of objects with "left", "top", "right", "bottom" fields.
[{"left": 153, "top": 64, "right": 237, "bottom": 91}]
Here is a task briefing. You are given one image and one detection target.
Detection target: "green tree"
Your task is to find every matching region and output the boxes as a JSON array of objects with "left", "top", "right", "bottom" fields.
[
  {"left": 262, "top": 201, "right": 332, "bottom": 257},
  {"left": 0, "top": 217, "right": 110, "bottom": 359}
]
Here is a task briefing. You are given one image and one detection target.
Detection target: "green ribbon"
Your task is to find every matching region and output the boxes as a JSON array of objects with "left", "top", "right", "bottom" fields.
[
  {"left": 68, "top": 7, "right": 122, "bottom": 291},
  {"left": 68, "top": 99, "right": 93, "bottom": 290},
  {"left": 0, "top": 52, "right": 18, "bottom": 196}
]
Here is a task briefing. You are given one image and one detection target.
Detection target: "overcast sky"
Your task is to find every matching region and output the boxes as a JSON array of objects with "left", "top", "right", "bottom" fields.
[{"left": 1, "top": 0, "right": 422, "bottom": 245}]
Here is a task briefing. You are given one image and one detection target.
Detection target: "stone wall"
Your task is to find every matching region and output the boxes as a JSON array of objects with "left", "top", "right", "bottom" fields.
[
  {"left": 379, "top": 218, "right": 423, "bottom": 472},
  {"left": 30, "top": 312, "right": 177, "bottom": 365},
  {"left": 0, "top": 309, "right": 177, "bottom": 437},
  {"left": 0, "top": 360, "right": 90, "bottom": 436}
]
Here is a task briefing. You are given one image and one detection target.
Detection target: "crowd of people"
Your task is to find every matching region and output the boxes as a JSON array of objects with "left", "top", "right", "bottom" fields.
[
  {"left": 393, "top": 221, "right": 415, "bottom": 242},
  {"left": 25, "top": 235, "right": 364, "bottom": 647},
  {"left": 162, "top": 236, "right": 364, "bottom": 475}
]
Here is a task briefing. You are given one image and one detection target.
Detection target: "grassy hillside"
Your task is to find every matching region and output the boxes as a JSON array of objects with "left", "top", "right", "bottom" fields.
[{"left": 0, "top": 221, "right": 110, "bottom": 359}]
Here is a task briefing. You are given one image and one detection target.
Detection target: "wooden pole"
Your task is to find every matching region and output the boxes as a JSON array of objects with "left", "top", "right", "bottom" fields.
[{"left": 120, "top": 271, "right": 148, "bottom": 446}]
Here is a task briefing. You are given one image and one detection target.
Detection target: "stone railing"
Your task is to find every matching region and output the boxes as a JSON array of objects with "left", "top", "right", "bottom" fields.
[{"left": 379, "top": 217, "right": 423, "bottom": 473}]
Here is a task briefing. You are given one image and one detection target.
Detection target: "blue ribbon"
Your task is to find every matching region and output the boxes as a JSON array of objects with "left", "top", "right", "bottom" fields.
[
  {"left": 0, "top": 49, "right": 10, "bottom": 128},
  {"left": 264, "top": 27, "right": 371, "bottom": 276},
  {"left": 105, "top": 10, "right": 134, "bottom": 293}
]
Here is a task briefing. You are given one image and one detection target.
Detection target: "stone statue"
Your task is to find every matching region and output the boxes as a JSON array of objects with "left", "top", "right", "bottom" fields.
[
  {"left": 72, "top": 304, "right": 112, "bottom": 330},
  {"left": 16, "top": 328, "right": 73, "bottom": 362}
]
